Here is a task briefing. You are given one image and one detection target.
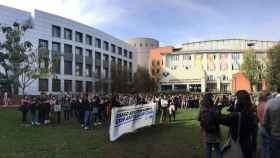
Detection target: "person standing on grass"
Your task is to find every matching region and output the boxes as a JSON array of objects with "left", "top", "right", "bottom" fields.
[
  {"left": 3, "top": 91, "right": 8, "bottom": 107},
  {"left": 77, "top": 95, "right": 85, "bottom": 128},
  {"left": 30, "top": 96, "right": 38, "bottom": 125},
  {"left": 63, "top": 96, "right": 71, "bottom": 121},
  {"left": 83, "top": 95, "right": 92, "bottom": 130},
  {"left": 263, "top": 86, "right": 280, "bottom": 158},
  {"left": 218, "top": 90, "right": 258, "bottom": 158},
  {"left": 198, "top": 93, "right": 222, "bottom": 158},
  {"left": 20, "top": 96, "right": 30, "bottom": 125},
  {"left": 168, "top": 97, "right": 176, "bottom": 122},
  {"left": 257, "top": 90, "right": 272, "bottom": 158}
]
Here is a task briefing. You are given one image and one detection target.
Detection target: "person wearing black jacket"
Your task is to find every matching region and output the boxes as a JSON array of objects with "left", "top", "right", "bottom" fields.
[{"left": 218, "top": 90, "right": 258, "bottom": 158}]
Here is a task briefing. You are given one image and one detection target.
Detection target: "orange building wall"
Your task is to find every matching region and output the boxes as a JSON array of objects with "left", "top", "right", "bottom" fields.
[
  {"left": 232, "top": 72, "right": 267, "bottom": 92},
  {"left": 149, "top": 47, "right": 174, "bottom": 76},
  {"left": 232, "top": 72, "right": 251, "bottom": 92}
]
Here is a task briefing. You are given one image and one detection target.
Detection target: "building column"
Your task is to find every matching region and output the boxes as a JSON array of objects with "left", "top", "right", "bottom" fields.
[
  {"left": 82, "top": 51, "right": 86, "bottom": 93},
  {"left": 217, "top": 77, "right": 221, "bottom": 92},
  {"left": 72, "top": 51, "right": 76, "bottom": 93}
]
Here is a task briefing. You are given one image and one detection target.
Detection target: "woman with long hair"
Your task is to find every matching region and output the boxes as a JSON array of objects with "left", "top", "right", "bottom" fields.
[
  {"left": 218, "top": 90, "right": 258, "bottom": 158},
  {"left": 198, "top": 93, "right": 222, "bottom": 158}
]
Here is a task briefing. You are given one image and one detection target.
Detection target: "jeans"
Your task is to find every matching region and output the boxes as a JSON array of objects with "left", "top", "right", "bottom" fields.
[
  {"left": 31, "top": 111, "right": 37, "bottom": 124},
  {"left": 79, "top": 110, "right": 85, "bottom": 125},
  {"left": 205, "top": 143, "right": 221, "bottom": 158},
  {"left": 84, "top": 111, "right": 92, "bottom": 128},
  {"left": 270, "top": 136, "right": 280, "bottom": 158},
  {"left": 260, "top": 127, "right": 270, "bottom": 158}
]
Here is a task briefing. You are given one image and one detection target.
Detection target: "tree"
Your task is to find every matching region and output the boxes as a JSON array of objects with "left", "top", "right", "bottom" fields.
[
  {"left": 0, "top": 22, "right": 47, "bottom": 95},
  {"left": 266, "top": 42, "right": 280, "bottom": 90},
  {"left": 132, "top": 67, "right": 158, "bottom": 93},
  {"left": 241, "top": 48, "right": 263, "bottom": 92},
  {"left": 110, "top": 63, "right": 131, "bottom": 94}
]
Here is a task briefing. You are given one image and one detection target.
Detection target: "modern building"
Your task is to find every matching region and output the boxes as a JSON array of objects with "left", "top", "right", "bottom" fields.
[
  {"left": 0, "top": 5, "right": 136, "bottom": 95},
  {"left": 160, "top": 39, "right": 277, "bottom": 93},
  {"left": 127, "top": 37, "right": 159, "bottom": 69},
  {"left": 149, "top": 46, "right": 174, "bottom": 78}
]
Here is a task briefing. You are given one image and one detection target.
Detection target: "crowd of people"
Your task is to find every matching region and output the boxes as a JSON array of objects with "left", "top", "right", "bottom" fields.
[
  {"left": 198, "top": 87, "right": 280, "bottom": 158},
  {"left": 3, "top": 87, "right": 280, "bottom": 158}
]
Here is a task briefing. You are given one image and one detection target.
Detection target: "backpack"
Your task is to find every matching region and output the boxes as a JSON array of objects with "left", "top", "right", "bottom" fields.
[{"left": 200, "top": 108, "right": 219, "bottom": 133}]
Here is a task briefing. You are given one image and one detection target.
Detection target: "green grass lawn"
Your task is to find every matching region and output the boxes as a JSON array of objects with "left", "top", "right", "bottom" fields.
[{"left": 0, "top": 108, "right": 228, "bottom": 158}]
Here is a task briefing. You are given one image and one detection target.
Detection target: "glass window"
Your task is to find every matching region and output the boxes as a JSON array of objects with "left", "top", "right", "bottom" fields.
[
  {"left": 95, "top": 66, "right": 101, "bottom": 78},
  {"left": 52, "top": 58, "right": 60, "bottom": 74},
  {"left": 104, "top": 68, "right": 109, "bottom": 79},
  {"left": 85, "top": 49, "right": 92, "bottom": 57},
  {"left": 103, "top": 41, "right": 109, "bottom": 51},
  {"left": 64, "top": 44, "right": 72, "bottom": 54},
  {"left": 52, "top": 42, "right": 61, "bottom": 53},
  {"left": 76, "top": 81, "right": 83, "bottom": 92},
  {"left": 123, "top": 49, "right": 127, "bottom": 57},
  {"left": 52, "top": 79, "right": 60, "bottom": 92},
  {"left": 95, "top": 38, "right": 101, "bottom": 48},
  {"left": 39, "top": 79, "right": 48, "bottom": 91},
  {"left": 118, "top": 47, "right": 122, "bottom": 55},
  {"left": 75, "top": 63, "right": 83, "bottom": 76},
  {"left": 86, "top": 34, "right": 92, "bottom": 45},
  {"left": 86, "top": 64, "right": 92, "bottom": 77},
  {"left": 64, "top": 28, "right": 72, "bottom": 40},
  {"left": 64, "top": 80, "right": 72, "bottom": 92},
  {"left": 39, "top": 39, "right": 48, "bottom": 49},
  {"left": 52, "top": 25, "right": 61, "bottom": 38},
  {"left": 86, "top": 81, "right": 92, "bottom": 92},
  {"left": 64, "top": 61, "right": 72, "bottom": 75},
  {"left": 75, "top": 47, "right": 83, "bottom": 56},
  {"left": 129, "top": 51, "right": 132, "bottom": 59},
  {"left": 75, "top": 31, "right": 83, "bottom": 43},
  {"left": 111, "top": 44, "right": 116, "bottom": 53}
]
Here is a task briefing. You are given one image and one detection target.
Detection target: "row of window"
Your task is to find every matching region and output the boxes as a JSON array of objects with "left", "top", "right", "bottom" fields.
[
  {"left": 170, "top": 53, "right": 242, "bottom": 62},
  {"left": 52, "top": 25, "right": 133, "bottom": 59},
  {"left": 133, "top": 43, "right": 156, "bottom": 48},
  {"left": 39, "top": 39, "right": 132, "bottom": 59},
  {"left": 39, "top": 79, "right": 93, "bottom": 92}
]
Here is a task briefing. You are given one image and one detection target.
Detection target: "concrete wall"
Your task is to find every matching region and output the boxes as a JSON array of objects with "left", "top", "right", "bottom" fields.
[{"left": 127, "top": 38, "right": 159, "bottom": 69}]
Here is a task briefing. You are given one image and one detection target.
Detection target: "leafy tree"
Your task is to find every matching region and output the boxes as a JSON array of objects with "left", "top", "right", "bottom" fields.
[
  {"left": 132, "top": 67, "right": 158, "bottom": 93},
  {"left": 0, "top": 22, "right": 48, "bottom": 95},
  {"left": 266, "top": 42, "right": 280, "bottom": 90},
  {"left": 241, "top": 48, "right": 263, "bottom": 92}
]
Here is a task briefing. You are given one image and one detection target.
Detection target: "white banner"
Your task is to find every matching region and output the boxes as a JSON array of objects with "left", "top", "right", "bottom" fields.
[{"left": 109, "top": 103, "right": 157, "bottom": 141}]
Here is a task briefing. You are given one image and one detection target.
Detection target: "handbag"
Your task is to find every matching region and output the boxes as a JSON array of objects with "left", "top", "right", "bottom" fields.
[{"left": 222, "top": 112, "right": 244, "bottom": 158}]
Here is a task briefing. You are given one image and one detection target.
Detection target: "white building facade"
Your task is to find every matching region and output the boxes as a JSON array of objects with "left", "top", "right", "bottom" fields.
[
  {"left": 0, "top": 5, "right": 136, "bottom": 95},
  {"left": 161, "top": 39, "right": 277, "bottom": 93}
]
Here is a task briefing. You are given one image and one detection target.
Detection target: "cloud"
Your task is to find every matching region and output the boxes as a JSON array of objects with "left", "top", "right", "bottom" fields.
[{"left": 0, "top": 0, "right": 125, "bottom": 28}]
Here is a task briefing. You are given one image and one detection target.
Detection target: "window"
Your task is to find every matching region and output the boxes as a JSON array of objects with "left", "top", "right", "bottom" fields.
[
  {"left": 111, "top": 56, "right": 116, "bottom": 65},
  {"left": 39, "top": 79, "right": 48, "bottom": 91},
  {"left": 75, "top": 31, "right": 83, "bottom": 43},
  {"left": 64, "top": 44, "right": 72, "bottom": 54},
  {"left": 129, "top": 51, "right": 132, "bottom": 59},
  {"left": 76, "top": 81, "right": 83, "bottom": 92},
  {"left": 52, "top": 42, "right": 60, "bottom": 53},
  {"left": 104, "top": 68, "right": 109, "bottom": 79},
  {"left": 118, "top": 58, "right": 122, "bottom": 68},
  {"left": 140, "top": 43, "right": 142, "bottom": 47},
  {"left": 64, "top": 61, "right": 72, "bottom": 75},
  {"left": 85, "top": 49, "right": 92, "bottom": 57},
  {"left": 123, "top": 60, "right": 127, "bottom": 69},
  {"left": 157, "top": 60, "right": 160, "bottom": 66},
  {"left": 75, "top": 47, "right": 83, "bottom": 56},
  {"left": 111, "top": 44, "right": 116, "bottom": 53},
  {"left": 95, "top": 38, "right": 101, "bottom": 48},
  {"left": 75, "top": 63, "right": 83, "bottom": 76},
  {"left": 52, "top": 58, "right": 60, "bottom": 74},
  {"left": 86, "top": 34, "right": 92, "bottom": 45},
  {"left": 39, "top": 39, "right": 48, "bottom": 49},
  {"left": 95, "top": 51, "right": 101, "bottom": 61},
  {"left": 129, "top": 62, "right": 132, "bottom": 70},
  {"left": 52, "top": 79, "right": 60, "bottom": 92},
  {"left": 95, "top": 66, "right": 101, "bottom": 78},
  {"left": 118, "top": 47, "right": 122, "bottom": 55},
  {"left": 86, "top": 81, "right": 92, "bottom": 92},
  {"left": 64, "top": 28, "right": 72, "bottom": 40},
  {"left": 123, "top": 49, "right": 127, "bottom": 57},
  {"left": 52, "top": 25, "right": 61, "bottom": 38},
  {"left": 103, "top": 41, "right": 109, "bottom": 51},
  {"left": 64, "top": 80, "right": 72, "bottom": 92},
  {"left": 39, "top": 58, "right": 48, "bottom": 69},
  {"left": 86, "top": 64, "right": 92, "bottom": 77}
]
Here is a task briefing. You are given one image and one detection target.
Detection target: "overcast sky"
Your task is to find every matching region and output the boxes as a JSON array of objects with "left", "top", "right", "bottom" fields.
[{"left": 1, "top": 0, "right": 280, "bottom": 46}]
